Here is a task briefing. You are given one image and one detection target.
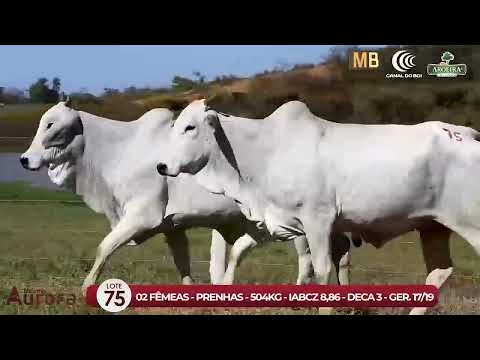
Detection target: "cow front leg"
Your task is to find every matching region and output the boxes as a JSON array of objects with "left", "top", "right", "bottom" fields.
[
  {"left": 82, "top": 219, "right": 148, "bottom": 296},
  {"left": 295, "top": 233, "right": 351, "bottom": 285},
  {"left": 210, "top": 229, "right": 228, "bottom": 284},
  {"left": 303, "top": 215, "right": 334, "bottom": 314},
  {"left": 222, "top": 234, "right": 258, "bottom": 285},
  {"left": 410, "top": 223, "right": 453, "bottom": 315},
  {"left": 304, "top": 216, "right": 333, "bottom": 285},
  {"left": 165, "top": 231, "right": 194, "bottom": 285},
  {"left": 305, "top": 219, "right": 332, "bottom": 285},
  {"left": 294, "top": 235, "right": 313, "bottom": 285}
]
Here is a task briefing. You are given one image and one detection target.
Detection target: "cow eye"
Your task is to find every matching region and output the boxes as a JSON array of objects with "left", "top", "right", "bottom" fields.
[
  {"left": 47, "top": 123, "right": 54, "bottom": 129},
  {"left": 185, "top": 125, "right": 196, "bottom": 133}
]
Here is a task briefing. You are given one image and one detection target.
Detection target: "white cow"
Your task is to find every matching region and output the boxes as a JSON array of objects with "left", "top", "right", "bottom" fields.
[
  {"left": 19, "top": 99, "right": 352, "bottom": 293},
  {"left": 157, "top": 99, "right": 480, "bottom": 315}
]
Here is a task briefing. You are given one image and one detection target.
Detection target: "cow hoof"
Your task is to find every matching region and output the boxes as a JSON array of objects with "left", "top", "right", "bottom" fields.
[
  {"left": 182, "top": 276, "right": 194, "bottom": 285},
  {"left": 409, "top": 308, "right": 427, "bottom": 315}
]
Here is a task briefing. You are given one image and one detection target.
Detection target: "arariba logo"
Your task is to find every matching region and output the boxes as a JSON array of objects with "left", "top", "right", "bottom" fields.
[
  {"left": 427, "top": 51, "right": 468, "bottom": 78},
  {"left": 6, "top": 286, "right": 76, "bottom": 306}
]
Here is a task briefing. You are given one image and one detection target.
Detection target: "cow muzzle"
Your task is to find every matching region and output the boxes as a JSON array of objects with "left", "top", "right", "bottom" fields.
[
  {"left": 156, "top": 162, "right": 170, "bottom": 176},
  {"left": 19, "top": 154, "right": 42, "bottom": 171},
  {"left": 157, "top": 162, "right": 181, "bottom": 177},
  {"left": 19, "top": 156, "right": 29, "bottom": 169}
]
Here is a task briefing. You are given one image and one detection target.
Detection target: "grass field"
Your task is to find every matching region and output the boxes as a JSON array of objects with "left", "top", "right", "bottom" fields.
[{"left": 0, "top": 182, "right": 479, "bottom": 315}]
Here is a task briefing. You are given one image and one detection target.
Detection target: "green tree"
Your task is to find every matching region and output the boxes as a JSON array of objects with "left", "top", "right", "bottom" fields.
[
  {"left": 28, "top": 78, "right": 60, "bottom": 103},
  {"left": 441, "top": 51, "right": 454, "bottom": 64},
  {"left": 46, "top": 88, "right": 60, "bottom": 103},
  {"left": 52, "top": 77, "right": 61, "bottom": 93},
  {"left": 70, "top": 91, "right": 100, "bottom": 104},
  {"left": 171, "top": 75, "right": 196, "bottom": 92},
  {"left": 29, "top": 78, "right": 49, "bottom": 103},
  {"left": 193, "top": 71, "right": 206, "bottom": 84},
  {"left": 124, "top": 86, "right": 137, "bottom": 94},
  {"left": 103, "top": 88, "right": 120, "bottom": 96}
]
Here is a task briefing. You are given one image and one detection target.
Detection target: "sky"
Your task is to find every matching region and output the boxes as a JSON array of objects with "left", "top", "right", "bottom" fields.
[{"left": 0, "top": 45, "right": 384, "bottom": 95}]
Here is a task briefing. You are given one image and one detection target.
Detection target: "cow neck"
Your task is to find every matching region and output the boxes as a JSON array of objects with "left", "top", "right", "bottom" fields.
[
  {"left": 197, "top": 114, "right": 267, "bottom": 220},
  {"left": 74, "top": 112, "right": 134, "bottom": 207}
]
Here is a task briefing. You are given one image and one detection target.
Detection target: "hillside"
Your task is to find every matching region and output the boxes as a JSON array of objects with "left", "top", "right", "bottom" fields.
[{"left": 2, "top": 45, "right": 480, "bottom": 152}]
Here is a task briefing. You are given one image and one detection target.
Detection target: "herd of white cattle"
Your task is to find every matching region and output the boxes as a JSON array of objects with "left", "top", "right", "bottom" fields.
[{"left": 19, "top": 96, "right": 480, "bottom": 315}]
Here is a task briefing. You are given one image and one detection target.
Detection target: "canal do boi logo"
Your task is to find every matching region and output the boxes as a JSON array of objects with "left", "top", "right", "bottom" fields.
[{"left": 385, "top": 50, "right": 423, "bottom": 79}]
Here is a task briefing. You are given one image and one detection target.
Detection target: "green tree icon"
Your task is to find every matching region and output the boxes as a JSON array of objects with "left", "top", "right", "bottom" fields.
[{"left": 441, "top": 51, "right": 455, "bottom": 64}]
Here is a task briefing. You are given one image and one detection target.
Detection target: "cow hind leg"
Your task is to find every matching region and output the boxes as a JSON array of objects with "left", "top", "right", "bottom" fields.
[
  {"left": 294, "top": 235, "right": 314, "bottom": 285},
  {"left": 331, "top": 233, "right": 351, "bottom": 285},
  {"left": 409, "top": 222, "right": 453, "bottom": 315},
  {"left": 165, "top": 230, "right": 194, "bottom": 285}
]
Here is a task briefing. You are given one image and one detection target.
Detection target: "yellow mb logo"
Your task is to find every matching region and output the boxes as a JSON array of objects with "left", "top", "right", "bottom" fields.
[{"left": 349, "top": 51, "right": 380, "bottom": 70}]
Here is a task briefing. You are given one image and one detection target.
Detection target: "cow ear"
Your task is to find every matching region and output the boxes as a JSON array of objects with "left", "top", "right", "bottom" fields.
[
  {"left": 205, "top": 110, "right": 219, "bottom": 130},
  {"left": 59, "top": 92, "right": 71, "bottom": 107},
  {"left": 72, "top": 114, "right": 83, "bottom": 135}
]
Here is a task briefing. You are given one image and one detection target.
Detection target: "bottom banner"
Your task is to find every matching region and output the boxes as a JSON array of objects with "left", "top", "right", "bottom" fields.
[{"left": 86, "top": 279, "right": 439, "bottom": 313}]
